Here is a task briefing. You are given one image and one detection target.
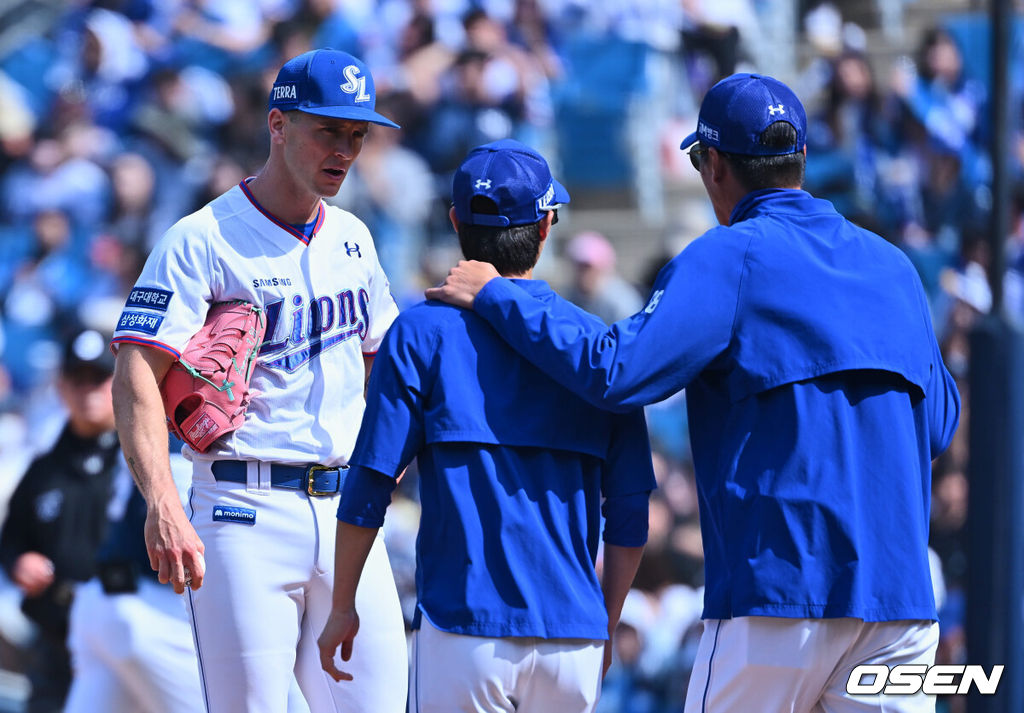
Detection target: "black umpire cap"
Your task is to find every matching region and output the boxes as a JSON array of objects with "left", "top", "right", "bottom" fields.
[{"left": 61, "top": 327, "right": 116, "bottom": 382}]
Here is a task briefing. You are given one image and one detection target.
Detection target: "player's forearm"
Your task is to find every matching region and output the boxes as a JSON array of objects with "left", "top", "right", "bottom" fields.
[
  {"left": 111, "top": 347, "right": 178, "bottom": 508},
  {"left": 601, "top": 544, "right": 645, "bottom": 632},
  {"left": 331, "top": 522, "right": 378, "bottom": 611}
]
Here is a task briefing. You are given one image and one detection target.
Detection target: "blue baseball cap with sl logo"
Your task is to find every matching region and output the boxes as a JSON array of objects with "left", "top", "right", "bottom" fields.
[
  {"left": 453, "top": 139, "right": 570, "bottom": 227},
  {"left": 268, "top": 49, "right": 400, "bottom": 128},
  {"left": 680, "top": 73, "right": 806, "bottom": 156}
]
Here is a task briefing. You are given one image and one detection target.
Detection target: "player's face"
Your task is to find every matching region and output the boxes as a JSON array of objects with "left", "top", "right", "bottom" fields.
[{"left": 283, "top": 113, "right": 369, "bottom": 198}]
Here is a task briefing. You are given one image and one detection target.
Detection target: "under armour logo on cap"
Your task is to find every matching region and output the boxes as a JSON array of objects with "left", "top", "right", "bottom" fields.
[
  {"left": 768, "top": 103, "right": 786, "bottom": 115},
  {"left": 475, "top": 179, "right": 492, "bottom": 190}
]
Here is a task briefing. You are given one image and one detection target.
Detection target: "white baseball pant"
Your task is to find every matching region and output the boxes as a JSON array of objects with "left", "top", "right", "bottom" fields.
[
  {"left": 185, "top": 461, "right": 408, "bottom": 713},
  {"left": 65, "top": 577, "right": 204, "bottom": 713},
  {"left": 684, "top": 616, "right": 939, "bottom": 713},
  {"left": 408, "top": 615, "right": 604, "bottom": 713}
]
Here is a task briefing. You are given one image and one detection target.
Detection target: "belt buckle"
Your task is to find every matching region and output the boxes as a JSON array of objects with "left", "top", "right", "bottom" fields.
[{"left": 305, "top": 465, "right": 338, "bottom": 496}]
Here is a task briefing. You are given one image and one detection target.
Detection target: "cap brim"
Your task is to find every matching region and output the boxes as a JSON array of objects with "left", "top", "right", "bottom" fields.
[
  {"left": 299, "top": 105, "right": 400, "bottom": 129},
  {"left": 551, "top": 178, "right": 570, "bottom": 205},
  {"left": 679, "top": 131, "right": 699, "bottom": 150}
]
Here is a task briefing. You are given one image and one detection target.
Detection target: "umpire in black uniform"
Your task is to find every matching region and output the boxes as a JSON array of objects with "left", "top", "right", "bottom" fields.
[{"left": 0, "top": 326, "right": 122, "bottom": 713}]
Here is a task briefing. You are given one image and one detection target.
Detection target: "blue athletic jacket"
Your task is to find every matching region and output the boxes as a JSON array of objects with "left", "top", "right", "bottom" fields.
[{"left": 338, "top": 280, "right": 656, "bottom": 638}]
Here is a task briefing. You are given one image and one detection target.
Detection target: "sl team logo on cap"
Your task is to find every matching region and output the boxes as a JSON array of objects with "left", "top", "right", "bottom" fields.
[{"left": 340, "top": 66, "right": 371, "bottom": 102}]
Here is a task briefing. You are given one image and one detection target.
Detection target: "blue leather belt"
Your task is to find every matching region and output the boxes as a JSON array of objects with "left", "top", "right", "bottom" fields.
[{"left": 211, "top": 461, "right": 347, "bottom": 496}]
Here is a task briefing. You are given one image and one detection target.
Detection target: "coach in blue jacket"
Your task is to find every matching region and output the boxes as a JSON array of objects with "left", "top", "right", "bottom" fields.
[{"left": 426, "top": 74, "right": 961, "bottom": 713}]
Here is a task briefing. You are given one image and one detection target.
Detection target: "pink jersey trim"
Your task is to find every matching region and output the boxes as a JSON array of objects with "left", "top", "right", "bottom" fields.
[
  {"left": 238, "top": 179, "right": 324, "bottom": 245},
  {"left": 110, "top": 336, "right": 182, "bottom": 359}
]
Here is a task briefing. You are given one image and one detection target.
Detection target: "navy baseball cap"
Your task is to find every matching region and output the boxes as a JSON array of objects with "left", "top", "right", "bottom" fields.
[
  {"left": 453, "top": 139, "right": 570, "bottom": 227},
  {"left": 268, "top": 49, "right": 400, "bottom": 129},
  {"left": 680, "top": 73, "right": 806, "bottom": 156}
]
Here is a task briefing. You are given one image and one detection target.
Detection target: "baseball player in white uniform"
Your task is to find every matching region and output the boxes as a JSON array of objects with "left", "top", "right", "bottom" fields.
[{"left": 109, "top": 49, "right": 407, "bottom": 713}]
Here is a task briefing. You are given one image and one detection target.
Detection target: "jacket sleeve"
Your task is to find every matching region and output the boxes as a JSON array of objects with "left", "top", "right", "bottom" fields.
[
  {"left": 348, "top": 315, "right": 433, "bottom": 477},
  {"left": 924, "top": 331, "right": 961, "bottom": 457},
  {"left": 474, "top": 232, "right": 743, "bottom": 411}
]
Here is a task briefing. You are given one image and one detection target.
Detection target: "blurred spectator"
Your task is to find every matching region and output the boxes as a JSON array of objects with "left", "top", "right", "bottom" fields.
[
  {"left": 508, "top": 0, "right": 565, "bottom": 85},
  {"left": 1003, "top": 183, "right": 1024, "bottom": 321},
  {"left": 463, "top": 8, "right": 554, "bottom": 142},
  {"left": 930, "top": 466, "right": 969, "bottom": 595},
  {"left": 680, "top": 0, "right": 742, "bottom": 92},
  {"left": 562, "top": 231, "right": 645, "bottom": 325},
  {"left": 679, "top": 0, "right": 761, "bottom": 97},
  {"left": 804, "top": 50, "right": 887, "bottom": 228},
  {"left": 417, "top": 7, "right": 556, "bottom": 172},
  {"left": 104, "top": 153, "right": 159, "bottom": 249},
  {"left": 170, "top": 0, "right": 277, "bottom": 75},
  {"left": 2, "top": 130, "right": 111, "bottom": 229},
  {"left": 0, "top": 71, "right": 37, "bottom": 169},
  {"left": 126, "top": 64, "right": 234, "bottom": 247},
  {"left": 418, "top": 47, "right": 514, "bottom": 172},
  {"left": 1, "top": 209, "right": 94, "bottom": 394},
  {"left": 44, "top": 8, "right": 150, "bottom": 133},
  {"left": 392, "top": 6, "right": 455, "bottom": 109},
  {"left": 0, "top": 327, "right": 121, "bottom": 712},
  {"left": 897, "top": 26, "right": 987, "bottom": 176}
]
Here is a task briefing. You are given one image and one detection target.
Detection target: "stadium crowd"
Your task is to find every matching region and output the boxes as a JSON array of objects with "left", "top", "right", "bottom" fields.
[{"left": 0, "top": 1, "right": 1021, "bottom": 711}]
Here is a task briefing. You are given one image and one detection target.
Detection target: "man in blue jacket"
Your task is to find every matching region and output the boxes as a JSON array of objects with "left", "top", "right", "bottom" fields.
[
  {"left": 426, "top": 75, "right": 961, "bottom": 713},
  {"left": 318, "top": 139, "right": 657, "bottom": 712}
]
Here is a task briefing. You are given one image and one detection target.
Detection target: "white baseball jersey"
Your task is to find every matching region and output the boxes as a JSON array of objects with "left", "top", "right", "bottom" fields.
[
  {"left": 112, "top": 180, "right": 399, "bottom": 466},
  {"left": 112, "top": 180, "right": 407, "bottom": 713}
]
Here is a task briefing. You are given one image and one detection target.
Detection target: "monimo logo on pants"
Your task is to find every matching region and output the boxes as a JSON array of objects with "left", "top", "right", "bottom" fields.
[
  {"left": 213, "top": 505, "right": 257, "bottom": 525},
  {"left": 847, "top": 664, "right": 1004, "bottom": 696}
]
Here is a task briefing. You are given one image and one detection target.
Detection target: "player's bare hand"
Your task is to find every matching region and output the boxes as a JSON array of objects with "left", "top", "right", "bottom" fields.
[
  {"left": 144, "top": 496, "right": 206, "bottom": 594},
  {"left": 12, "top": 552, "right": 55, "bottom": 598},
  {"left": 318, "top": 607, "right": 360, "bottom": 682},
  {"left": 424, "top": 260, "right": 501, "bottom": 309}
]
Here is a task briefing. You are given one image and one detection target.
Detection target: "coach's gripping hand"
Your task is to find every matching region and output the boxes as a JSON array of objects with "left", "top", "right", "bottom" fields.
[
  {"left": 425, "top": 260, "right": 500, "bottom": 309},
  {"left": 145, "top": 498, "right": 205, "bottom": 594},
  {"left": 318, "top": 607, "right": 359, "bottom": 682}
]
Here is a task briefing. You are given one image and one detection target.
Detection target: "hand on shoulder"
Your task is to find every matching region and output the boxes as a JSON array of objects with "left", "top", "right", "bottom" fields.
[{"left": 424, "top": 260, "right": 501, "bottom": 309}]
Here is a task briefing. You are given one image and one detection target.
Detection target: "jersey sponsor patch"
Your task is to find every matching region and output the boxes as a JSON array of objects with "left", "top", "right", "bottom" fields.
[
  {"left": 212, "top": 505, "right": 256, "bottom": 525},
  {"left": 116, "top": 310, "right": 164, "bottom": 335},
  {"left": 125, "top": 288, "right": 173, "bottom": 312}
]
